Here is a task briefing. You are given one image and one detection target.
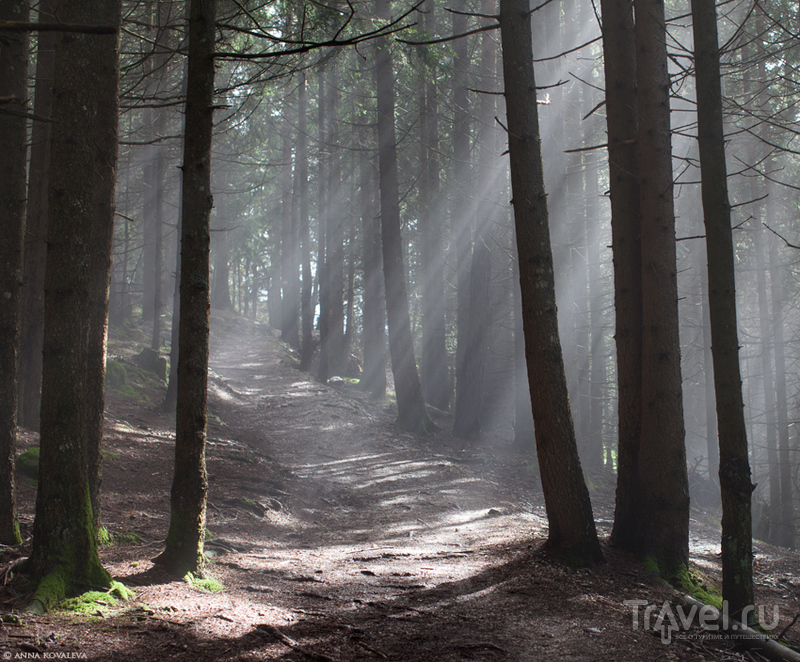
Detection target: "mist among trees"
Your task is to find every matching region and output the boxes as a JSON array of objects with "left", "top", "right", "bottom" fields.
[{"left": 3, "top": 0, "right": 800, "bottom": 637}]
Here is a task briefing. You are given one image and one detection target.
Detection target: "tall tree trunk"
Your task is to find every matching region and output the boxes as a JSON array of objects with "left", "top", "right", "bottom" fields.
[
  {"left": 499, "top": 0, "right": 602, "bottom": 565},
  {"left": 634, "top": 0, "right": 689, "bottom": 577},
  {"left": 29, "top": 0, "right": 121, "bottom": 609},
  {"left": 280, "top": 88, "right": 300, "bottom": 349},
  {"left": 360, "top": 124, "right": 387, "bottom": 400},
  {"left": 17, "top": 0, "right": 56, "bottom": 431},
  {"left": 601, "top": 0, "right": 643, "bottom": 552},
  {"left": 87, "top": 0, "right": 123, "bottom": 535},
  {"left": 452, "top": 2, "right": 472, "bottom": 424},
  {"left": 155, "top": 0, "right": 215, "bottom": 576},
  {"left": 0, "top": 0, "right": 28, "bottom": 546},
  {"left": 297, "top": 73, "right": 314, "bottom": 371},
  {"left": 374, "top": 0, "right": 431, "bottom": 433},
  {"left": 453, "top": 12, "right": 496, "bottom": 439},
  {"left": 418, "top": 0, "right": 449, "bottom": 411},
  {"left": 326, "top": 65, "right": 346, "bottom": 375},
  {"left": 692, "top": 0, "right": 754, "bottom": 615},
  {"left": 769, "top": 226, "right": 794, "bottom": 549}
]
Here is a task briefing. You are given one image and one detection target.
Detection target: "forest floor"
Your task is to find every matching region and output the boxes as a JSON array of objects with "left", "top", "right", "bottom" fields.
[{"left": 2, "top": 314, "right": 800, "bottom": 661}]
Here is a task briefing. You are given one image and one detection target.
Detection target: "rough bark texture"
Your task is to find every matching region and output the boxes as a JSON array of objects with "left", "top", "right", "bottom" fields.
[
  {"left": 156, "top": 0, "right": 215, "bottom": 577},
  {"left": 0, "top": 0, "right": 28, "bottom": 546},
  {"left": 692, "top": 0, "right": 754, "bottom": 615},
  {"left": 499, "top": 0, "right": 602, "bottom": 565},
  {"left": 86, "top": 2, "right": 122, "bottom": 534},
  {"left": 634, "top": 0, "right": 689, "bottom": 577},
  {"left": 374, "top": 0, "right": 431, "bottom": 433},
  {"left": 601, "top": 0, "right": 643, "bottom": 551},
  {"left": 17, "top": 0, "right": 56, "bottom": 431},
  {"left": 30, "top": 0, "right": 121, "bottom": 608}
]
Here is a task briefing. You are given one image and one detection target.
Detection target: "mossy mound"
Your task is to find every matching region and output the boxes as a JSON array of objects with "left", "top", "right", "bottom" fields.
[{"left": 184, "top": 572, "right": 224, "bottom": 593}]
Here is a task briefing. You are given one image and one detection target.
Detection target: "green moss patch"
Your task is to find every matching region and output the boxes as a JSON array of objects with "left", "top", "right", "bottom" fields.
[
  {"left": 183, "top": 572, "right": 224, "bottom": 593},
  {"left": 677, "top": 567, "right": 722, "bottom": 609}
]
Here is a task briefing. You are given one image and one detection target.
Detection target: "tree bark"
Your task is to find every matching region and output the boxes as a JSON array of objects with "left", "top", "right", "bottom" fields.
[
  {"left": 155, "top": 0, "right": 215, "bottom": 577},
  {"left": 499, "top": 0, "right": 602, "bottom": 565},
  {"left": 601, "top": 0, "right": 643, "bottom": 552},
  {"left": 86, "top": 0, "right": 122, "bottom": 536},
  {"left": 374, "top": 0, "right": 431, "bottom": 433},
  {"left": 17, "top": 0, "right": 56, "bottom": 431},
  {"left": 634, "top": 0, "right": 689, "bottom": 577},
  {"left": 692, "top": 0, "right": 754, "bottom": 615},
  {"left": 29, "top": 0, "right": 120, "bottom": 609},
  {"left": 0, "top": 0, "right": 28, "bottom": 546}
]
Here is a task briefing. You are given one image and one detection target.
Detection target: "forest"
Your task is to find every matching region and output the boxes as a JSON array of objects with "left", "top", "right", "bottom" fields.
[{"left": 3, "top": 0, "right": 800, "bottom": 658}]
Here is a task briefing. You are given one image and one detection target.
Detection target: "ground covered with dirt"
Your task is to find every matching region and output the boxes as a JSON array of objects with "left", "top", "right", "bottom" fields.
[{"left": 2, "top": 314, "right": 800, "bottom": 661}]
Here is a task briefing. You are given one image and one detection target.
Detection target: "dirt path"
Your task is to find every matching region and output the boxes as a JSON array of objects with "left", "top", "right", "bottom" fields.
[{"left": 2, "top": 315, "right": 800, "bottom": 661}]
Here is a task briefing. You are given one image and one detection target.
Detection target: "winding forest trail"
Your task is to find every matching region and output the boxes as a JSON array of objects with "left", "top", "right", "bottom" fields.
[{"left": 3, "top": 315, "right": 800, "bottom": 661}]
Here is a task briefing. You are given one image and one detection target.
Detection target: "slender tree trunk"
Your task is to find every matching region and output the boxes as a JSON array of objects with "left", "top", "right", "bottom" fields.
[
  {"left": 769, "top": 227, "right": 794, "bottom": 549},
  {"left": 280, "top": 88, "right": 299, "bottom": 348},
  {"left": 297, "top": 74, "right": 314, "bottom": 371},
  {"left": 326, "top": 66, "right": 346, "bottom": 375},
  {"left": 634, "top": 0, "right": 689, "bottom": 577},
  {"left": 374, "top": 0, "right": 431, "bottom": 433},
  {"left": 17, "top": 0, "right": 56, "bottom": 431},
  {"left": 499, "top": 0, "right": 602, "bottom": 565},
  {"left": 29, "top": 0, "right": 121, "bottom": 609},
  {"left": 452, "top": 3, "right": 472, "bottom": 424},
  {"left": 0, "top": 0, "right": 28, "bottom": 546},
  {"left": 87, "top": 1, "right": 123, "bottom": 535},
  {"left": 453, "top": 13, "right": 496, "bottom": 439},
  {"left": 155, "top": 0, "right": 215, "bottom": 576},
  {"left": 512, "top": 231, "right": 535, "bottom": 453},
  {"left": 418, "top": 0, "right": 448, "bottom": 411},
  {"left": 692, "top": 0, "right": 754, "bottom": 615},
  {"left": 360, "top": 121, "right": 387, "bottom": 400},
  {"left": 211, "top": 194, "right": 233, "bottom": 311},
  {"left": 601, "top": 0, "right": 643, "bottom": 551}
]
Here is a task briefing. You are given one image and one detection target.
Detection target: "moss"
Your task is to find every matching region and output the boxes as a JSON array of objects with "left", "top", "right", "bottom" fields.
[
  {"left": 642, "top": 555, "right": 660, "bottom": 575},
  {"left": 183, "top": 572, "right": 224, "bottom": 593},
  {"left": 15, "top": 447, "right": 40, "bottom": 480},
  {"left": 97, "top": 526, "right": 112, "bottom": 546},
  {"left": 677, "top": 567, "right": 723, "bottom": 609},
  {"left": 108, "top": 581, "right": 135, "bottom": 601},
  {"left": 60, "top": 590, "right": 118, "bottom": 617}
]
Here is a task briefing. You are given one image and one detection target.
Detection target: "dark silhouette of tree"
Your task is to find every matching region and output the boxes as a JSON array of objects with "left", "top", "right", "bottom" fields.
[
  {"left": 374, "top": 0, "right": 431, "bottom": 433},
  {"left": 634, "top": 0, "right": 689, "bottom": 578},
  {"left": 28, "top": 0, "right": 121, "bottom": 610},
  {"left": 499, "top": 0, "right": 602, "bottom": 565},
  {"left": 691, "top": 0, "right": 754, "bottom": 617},
  {"left": 0, "top": 0, "right": 28, "bottom": 546},
  {"left": 155, "top": 0, "right": 216, "bottom": 576},
  {"left": 600, "top": 0, "right": 642, "bottom": 551}
]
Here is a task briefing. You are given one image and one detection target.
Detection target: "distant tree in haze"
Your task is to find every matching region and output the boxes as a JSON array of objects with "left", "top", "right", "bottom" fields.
[
  {"left": 374, "top": 0, "right": 432, "bottom": 433},
  {"left": 0, "top": 0, "right": 28, "bottom": 546},
  {"left": 156, "top": 0, "right": 216, "bottom": 576},
  {"left": 17, "top": 0, "right": 56, "bottom": 432},
  {"left": 499, "top": 0, "right": 602, "bottom": 565},
  {"left": 28, "top": 0, "right": 121, "bottom": 609}
]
